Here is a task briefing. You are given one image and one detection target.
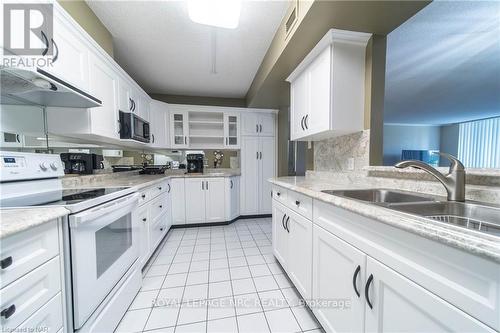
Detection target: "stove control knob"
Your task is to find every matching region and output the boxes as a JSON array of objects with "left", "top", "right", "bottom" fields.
[
  {"left": 39, "top": 162, "right": 48, "bottom": 171},
  {"left": 50, "top": 162, "right": 58, "bottom": 170}
]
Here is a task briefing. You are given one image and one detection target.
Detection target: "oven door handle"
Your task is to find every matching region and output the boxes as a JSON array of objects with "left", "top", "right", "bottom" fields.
[{"left": 70, "top": 193, "right": 139, "bottom": 227}]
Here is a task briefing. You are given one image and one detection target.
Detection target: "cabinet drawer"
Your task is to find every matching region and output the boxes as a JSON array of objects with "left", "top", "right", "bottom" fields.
[
  {"left": 150, "top": 214, "right": 167, "bottom": 251},
  {"left": 150, "top": 181, "right": 168, "bottom": 199},
  {"left": 0, "top": 257, "right": 61, "bottom": 330},
  {"left": 16, "top": 292, "right": 63, "bottom": 333},
  {"left": 272, "top": 186, "right": 287, "bottom": 204},
  {"left": 287, "top": 190, "right": 312, "bottom": 220},
  {"left": 1, "top": 221, "right": 59, "bottom": 288},
  {"left": 150, "top": 193, "right": 168, "bottom": 221},
  {"left": 138, "top": 188, "right": 152, "bottom": 206}
]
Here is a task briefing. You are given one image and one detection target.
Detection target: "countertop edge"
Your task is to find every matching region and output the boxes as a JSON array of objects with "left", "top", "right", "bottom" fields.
[
  {"left": 0, "top": 207, "right": 70, "bottom": 239},
  {"left": 269, "top": 178, "right": 500, "bottom": 263}
]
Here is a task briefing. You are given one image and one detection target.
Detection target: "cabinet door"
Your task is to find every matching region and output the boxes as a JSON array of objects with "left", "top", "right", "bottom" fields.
[
  {"left": 259, "top": 136, "right": 275, "bottom": 214},
  {"left": 224, "top": 113, "right": 240, "bottom": 148},
  {"left": 312, "top": 224, "right": 366, "bottom": 333},
  {"left": 50, "top": 15, "right": 89, "bottom": 90},
  {"left": 118, "top": 78, "right": 132, "bottom": 112},
  {"left": 364, "top": 256, "right": 493, "bottom": 333},
  {"left": 307, "top": 47, "right": 331, "bottom": 136},
  {"left": 88, "top": 53, "right": 118, "bottom": 139},
  {"left": 184, "top": 178, "right": 206, "bottom": 224},
  {"left": 170, "top": 111, "right": 189, "bottom": 148},
  {"left": 241, "top": 113, "right": 260, "bottom": 136},
  {"left": 290, "top": 72, "right": 308, "bottom": 140},
  {"left": 150, "top": 101, "right": 168, "bottom": 148},
  {"left": 272, "top": 201, "right": 288, "bottom": 269},
  {"left": 240, "top": 136, "right": 260, "bottom": 215},
  {"left": 230, "top": 177, "right": 240, "bottom": 219},
  {"left": 258, "top": 113, "right": 275, "bottom": 137},
  {"left": 287, "top": 210, "right": 313, "bottom": 300},
  {"left": 170, "top": 178, "right": 186, "bottom": 224},
  {"left": 205, "top": 178, "right": 226, "bottom": 223},
  {"left": 138, "top": 95, "right": 150, "bottom": 121},
  {"left": 136, "top": 205, "right": 150, "bottom": 267}
]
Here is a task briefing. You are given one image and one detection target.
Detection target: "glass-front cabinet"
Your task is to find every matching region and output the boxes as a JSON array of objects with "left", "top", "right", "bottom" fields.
[
  {"left": 224, "top": 113, "right": 240, "bottom": 149},
  {"left": 170, "top": 111, "right": 189, "bottom": 148}
]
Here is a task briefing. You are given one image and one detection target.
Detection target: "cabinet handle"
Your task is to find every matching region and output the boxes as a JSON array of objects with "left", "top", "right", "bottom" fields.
[
  {"left": 256, "top": 151, "right": 259, "bottom": 159},
  {"left": 276, "top": 192, "right": 281, "bottom": 197},
  {"left": 365, "top": 274, "right": 374, "bottom": 309},
  {"left": 226, "top": 137, "right": 228, "bottom": 145},
  {"left": 133, "top": 99, "right": 136, "bottom": 112},
  {"left": 256, "top": 124, "right": 259, "bottom": 133},
  {"left": 41, "top": 31, "right": 49, "bottom": 56},
  {"left": 129, "top": 98, "right": 133, "bottom": 111},
  {"left": 0, "top": 256, "right": 13, "bottom": 269},
  {"left": 304, "top": 114, "right": 309, "bottom": 129},
  {"left": 281, "top": 214, "right": 286, "bottom": 230},
  {"left": 206, "top": 181, "right": 209, "bottom": 190},
  {"left": 352, "top": 265, "right": 361, "bottom": 297},
  {"left": 259, "top": 124, "right": 262, "bottom": 132},
  {"left": 160, "top": 227, "right": 164, "bottom": 231},
  {"left": 159, "top": 205, "right": 163, "bottom": 208},
  {"left": 51, "top": 38, "right": 59, "bottom": 63},
  {"left": 141, "top": 194, "right": 146, "bottom": 199},
  {"left": 152, "top": 134, "right": 155, "bottom": 143},
  {"left": 184, "top": 136, "right": 187, "bottom": 145},
  {"left": 301, "top": 116, "right": 305, "bottom": 130},
  {"left": 285, "top": 216, "right": 290, "bottom": 233},
  {"left": 202, "top": 181, "right": 204, "bottom": 190},
  {"left": 1, "top": 304, "right": 16, "bottom": 319},
  {"left": 230, "top": 180, "right": 233, "bottom": 189},
  {"left": 16, "top": 134, "right": 20, "bottom": 143},
  {"left": 158, "top": 186, "right": 162, "bottom": 190},
  {"left": 142, "top": 218, "right": 147, "bottom": 222},
  {"left": 259, "top": 152, "right": 262, "bottom": 159},
  {"left": 295, "top": 200, "right": 300, "bottom": 206},
  {"left": 168, "top": 183, "right": 171, "bottom": 193}
]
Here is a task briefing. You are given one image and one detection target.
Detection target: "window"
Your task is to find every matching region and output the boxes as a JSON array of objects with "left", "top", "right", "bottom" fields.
[{"left": 458, "top": 117, "right": 500, "bottom": 168}]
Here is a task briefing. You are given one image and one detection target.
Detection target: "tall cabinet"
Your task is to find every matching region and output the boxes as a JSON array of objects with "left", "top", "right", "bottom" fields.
[{"left": 240, "top": 112, "right": 276, "bottom": 215}]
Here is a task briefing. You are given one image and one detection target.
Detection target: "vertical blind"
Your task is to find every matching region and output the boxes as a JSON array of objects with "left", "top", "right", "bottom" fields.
[{"left": 458, "top": 117, "right": 500, "bottom": 168}]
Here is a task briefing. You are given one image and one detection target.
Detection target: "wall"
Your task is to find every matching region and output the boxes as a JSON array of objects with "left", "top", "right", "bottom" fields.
[
  {"left": 57, "top": 0, "right": 114, "bottom": 57},
  {"left": 150, "top": 94, "right": 246, "bottom": 108},
  {"left": 383, "top": 124, "right": 441, "bottom": 165},
  {"left": 439, "top": 124, "right": 459, "bottom": 166},
  {"left": 314, "top": 130, "right": 370, "bottom": 172}
]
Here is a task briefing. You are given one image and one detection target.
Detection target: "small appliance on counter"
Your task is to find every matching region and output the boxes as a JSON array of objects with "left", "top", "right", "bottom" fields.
[
  {"left": 186, "top": 153, "right": 204, "bottom": 173},
  {"left": 111, "top": 165, "right": 143, "bottom": 173},
  {"left": 139, "top": 165, "right": 169, "bottom": 175},
  {"left": 60, "top": 153, "right": 104, "bottom": 174}
]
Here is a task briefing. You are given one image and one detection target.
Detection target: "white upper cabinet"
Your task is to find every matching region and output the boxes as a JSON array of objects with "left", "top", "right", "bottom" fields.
[
  {"left": 149, "top": 100, "right": 169, "bottom": 148},
  {"left": 241, "top": 113, "right": 275, "bottom": 137},
  {"left": 170, "top": 110, "right": 189, "bottom": 148},
  {"left": 224, "top": 113, "right": 240, "bottom": 148},
  {"left": 137, "top": 94, "right": 151, "bottom": 122},
  {"left": 49, "top": 13, "right": 89, "bottom": 91},
  {"left": 287, "top": 29, "right": 371, "bottom": 141}
]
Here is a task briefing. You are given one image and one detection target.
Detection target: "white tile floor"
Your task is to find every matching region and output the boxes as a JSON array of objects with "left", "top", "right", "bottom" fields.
[{"left": 115, "top": 218, "right": 324, "bottom": 333}]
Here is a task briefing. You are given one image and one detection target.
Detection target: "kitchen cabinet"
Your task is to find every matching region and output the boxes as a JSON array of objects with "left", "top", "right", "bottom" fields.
[
  {"left": 241, "top": 112, "right": 275, "bottom": 137},
  {"left": 286, "top": 29, "right": 371, "bottom": 141},
  {"left": 224, "top": 113, "right": 240, "bottom": 148},
  {"left": 87, "top": 52, "right": 119, "bottom": 139},
  {"left": 136, "top": 206, "right": 150, "bottom": 268},
  {"left": 185, "top": 178, "right": 226, "bottom": 224},
  {"left": 118, "top": 77, "right": 132, "bottom": 113},
  {"left": 171, "top": 178, "right": 186, "bottom": 224},
  {"left": 137, "top": 94, "right": 151, "bottom": 122},
  {"left": 149, "top": 100, "right": 169, "bottom": 148},
  {"left": 312, "top": 224, "right": 366, "bottom": 333},
  {"left": 225, "top": 176, "right": 240, "bottom": 221},
  {"left": 170, "top": 111, "right": 189, "bottom": 148},
  {"left": 272, "top": 201, "right": 288, "bottom": 268},
  {"left": 241, "top": 136, "right": 275, "bottom": 215}
]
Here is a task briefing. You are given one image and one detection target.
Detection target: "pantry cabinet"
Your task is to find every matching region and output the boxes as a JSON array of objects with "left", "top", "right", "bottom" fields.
[{"left": 287, "top": 29, "right": 371, "bottom": 141}]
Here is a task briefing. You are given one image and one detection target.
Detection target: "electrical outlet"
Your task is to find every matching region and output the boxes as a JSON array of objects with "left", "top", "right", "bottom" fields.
[{"left": 347, "top": 158, "right": 355, "bottom": 171}]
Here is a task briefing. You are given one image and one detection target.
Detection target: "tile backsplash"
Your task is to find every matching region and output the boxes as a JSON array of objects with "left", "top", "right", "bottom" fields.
[{"left": 314, "top": 130, "right": 370, "bottom": 172}]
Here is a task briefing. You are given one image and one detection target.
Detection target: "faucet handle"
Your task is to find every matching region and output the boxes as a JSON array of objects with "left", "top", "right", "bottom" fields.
[{"left": 434, "top": 152, "right": 464, "bottom": 172}]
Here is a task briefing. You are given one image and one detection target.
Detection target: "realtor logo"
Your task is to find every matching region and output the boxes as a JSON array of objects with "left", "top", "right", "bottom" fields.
[{"left": 3, "top": 3, "right": 53, "bottom": 56}]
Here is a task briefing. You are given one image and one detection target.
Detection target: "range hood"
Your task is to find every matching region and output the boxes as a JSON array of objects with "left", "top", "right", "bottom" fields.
[{"left": 1, "top": 66, "right": 102, "bottom": 108}]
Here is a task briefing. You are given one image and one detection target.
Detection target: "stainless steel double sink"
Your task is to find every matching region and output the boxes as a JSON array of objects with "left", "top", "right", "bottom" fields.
[{"left": 321, "top": 189, "right": 500, "bottom": 236}]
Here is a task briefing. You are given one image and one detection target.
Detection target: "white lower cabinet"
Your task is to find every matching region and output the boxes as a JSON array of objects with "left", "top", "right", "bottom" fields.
[
  {"left": 225, "top": 176, "right": 240, "bottom": 221},
  {"left": 272, "top": 185, "right": 497, "bottom": 333},
  {"left": 137, "top": 205, "right": 150, "bottom": 268},
  {"left": 364, "top": 256, "right": 493, "bottom": 333},
  {"left": 185, "top": 178, "right": 226, "bottom": 224},
  {"left": 171, "top": 178, "right": 186, "bottom": 224}
]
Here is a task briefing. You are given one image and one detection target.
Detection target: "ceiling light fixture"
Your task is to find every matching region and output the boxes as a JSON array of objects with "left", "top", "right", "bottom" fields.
[{"left": 188, "top": 0, "right": 242, "bottom": 29}]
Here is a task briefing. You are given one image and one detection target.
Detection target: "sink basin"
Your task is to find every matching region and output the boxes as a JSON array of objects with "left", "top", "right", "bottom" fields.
[
  {"left": 321, "top": 189, "right": 436, "bottom": 204},
  {"left": 388, "top": 201, "right": 500, "bottom": 236}
]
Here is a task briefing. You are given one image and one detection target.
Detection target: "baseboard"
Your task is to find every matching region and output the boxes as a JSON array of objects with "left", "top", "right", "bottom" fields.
[{"left": 171, "top": 214, "right": 271, "bottom": 229}]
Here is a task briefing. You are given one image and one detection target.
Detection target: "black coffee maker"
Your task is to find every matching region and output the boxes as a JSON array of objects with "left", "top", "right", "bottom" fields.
[
  {"left": 186, "top": 153, "right": 204, "bottom": 173},
  {"left": 60, "top": 153, "right": 104, "bottom": 174}
]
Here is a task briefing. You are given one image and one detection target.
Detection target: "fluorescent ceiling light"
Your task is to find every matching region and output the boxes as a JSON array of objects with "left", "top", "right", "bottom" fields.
[{"left": 188, "top": 0, "right": 242, "bottom": 29}]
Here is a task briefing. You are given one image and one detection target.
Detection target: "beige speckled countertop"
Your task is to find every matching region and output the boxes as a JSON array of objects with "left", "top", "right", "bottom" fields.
[
  {"left": 0, "top": 207, "right": 69, "bottom": 239},
  {"left": 269, "top": 176, "right": 500, "bottom": 263}
]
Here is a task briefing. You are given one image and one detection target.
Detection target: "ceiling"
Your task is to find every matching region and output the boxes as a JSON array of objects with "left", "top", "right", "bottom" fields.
[
  {"left": 384, "top": 1, "right": 500, "bottom": 125},
  {"left": 86, "top": 0, "right": 289, "bottom": 98}
]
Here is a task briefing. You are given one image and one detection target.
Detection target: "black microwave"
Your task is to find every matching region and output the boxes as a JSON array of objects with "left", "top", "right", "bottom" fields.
[{"left": 119, "top": 111, "right": 150, "bottom": 143}]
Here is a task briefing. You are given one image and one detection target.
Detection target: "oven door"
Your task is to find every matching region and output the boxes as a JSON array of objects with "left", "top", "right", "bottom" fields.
[{"left": 69, "top": 193, "right": 139, "bottom": 329}]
